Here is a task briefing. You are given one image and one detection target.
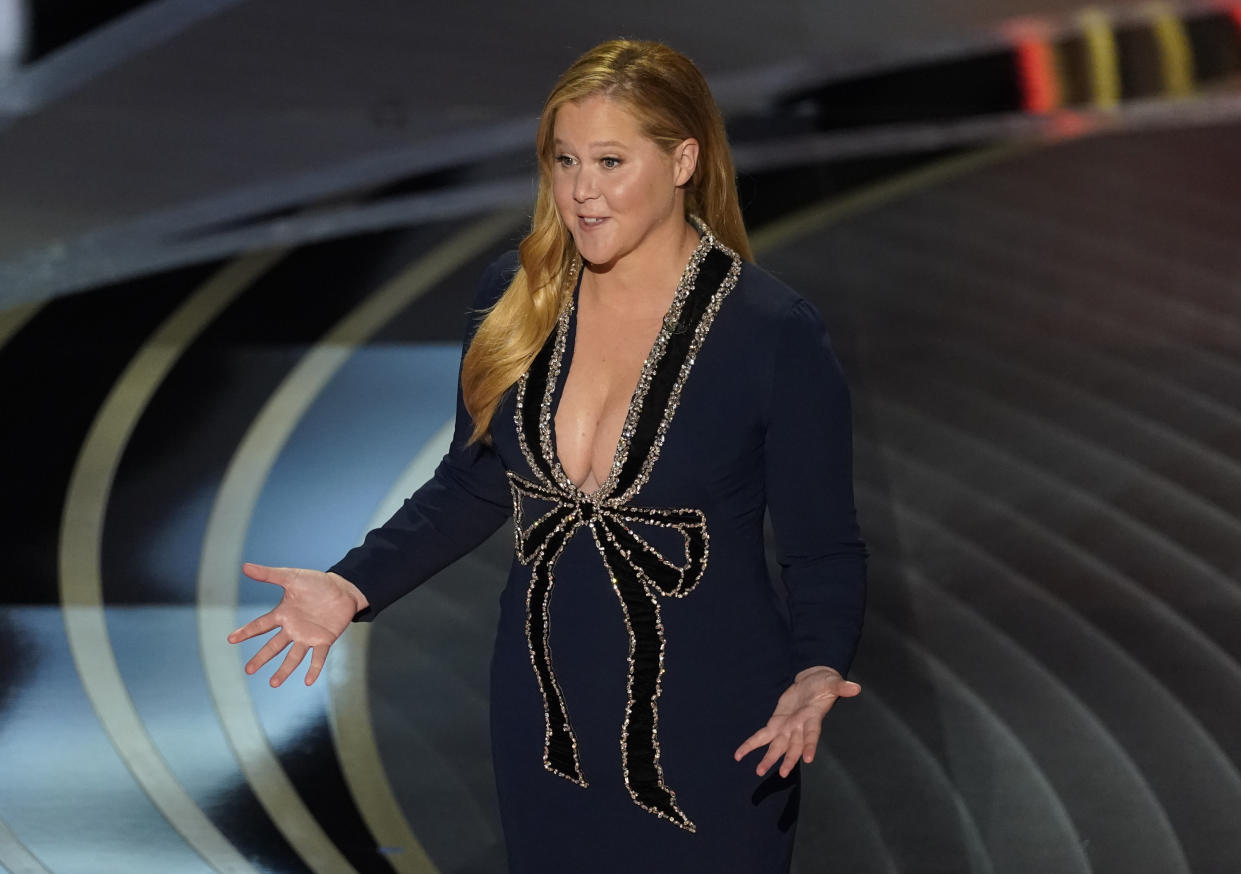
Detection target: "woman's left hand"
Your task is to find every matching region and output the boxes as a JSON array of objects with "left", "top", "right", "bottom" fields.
[{"left": 733, "top": 665, "right": 861, "bottom": 778}]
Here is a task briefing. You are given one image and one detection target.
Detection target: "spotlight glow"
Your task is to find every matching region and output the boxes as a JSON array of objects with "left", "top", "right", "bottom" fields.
[
  {"left": 0, "top": 0, "right": 28, "bottom": 74},
  {"left": 1014, "top": 37, "right": 1061, "bottom": 114}
]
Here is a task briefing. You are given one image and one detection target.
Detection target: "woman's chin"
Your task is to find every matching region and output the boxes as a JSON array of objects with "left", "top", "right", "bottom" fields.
[{"left": 573, "top": 239, "right": 616, "bottom": 268}]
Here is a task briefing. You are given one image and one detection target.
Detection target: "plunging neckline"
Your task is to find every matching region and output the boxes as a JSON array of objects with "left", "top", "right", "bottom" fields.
[
  {"left": 502, "top": 221, "right": 746, "bottom": 834},
  {"left": 548, "top": 251, "right": 693, "bottom": 501},
  {"left": 512, "top": 215, "right": 740, "bottom": 509}
]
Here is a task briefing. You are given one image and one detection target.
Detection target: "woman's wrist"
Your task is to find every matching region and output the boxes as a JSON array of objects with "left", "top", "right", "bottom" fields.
[{"left": 327, "top": 571, "right": 370, "bottom": 614}]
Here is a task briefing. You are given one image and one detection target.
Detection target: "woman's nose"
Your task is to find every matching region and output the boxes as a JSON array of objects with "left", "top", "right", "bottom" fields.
[{"left": 573, "top": 169, "right": 598, "bottom": 202}]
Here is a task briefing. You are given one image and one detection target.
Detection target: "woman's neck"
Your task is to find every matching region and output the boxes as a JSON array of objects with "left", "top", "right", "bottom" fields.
[{"left": 583, "top": 217, "right": 700, "bottom": 314}]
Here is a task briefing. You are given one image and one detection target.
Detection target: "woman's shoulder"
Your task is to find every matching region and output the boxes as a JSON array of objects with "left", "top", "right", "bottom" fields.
[
  {"left": 471, "top": 249, "right": 522, "bottom": 308},
  {"left": 728, "top": 258, "right": 825, "bottom": 333},
  {"left": 491, "top": 248, "right": 522, "bottom": 279}
]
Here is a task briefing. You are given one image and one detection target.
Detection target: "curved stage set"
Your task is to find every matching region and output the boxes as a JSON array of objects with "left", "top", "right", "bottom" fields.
[{"left": 2, "top": 2, "right": 1241, "bottom": 872}]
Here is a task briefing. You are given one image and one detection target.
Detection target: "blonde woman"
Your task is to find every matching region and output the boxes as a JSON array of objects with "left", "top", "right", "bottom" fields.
[{"left": 230, "top": 38, "right": 867, "bottom": 872}]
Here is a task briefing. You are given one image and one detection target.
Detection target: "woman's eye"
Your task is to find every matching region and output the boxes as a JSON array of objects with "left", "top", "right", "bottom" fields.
[
  {"left": 601, "top": 157, "right": 621, "bottom": 169},
  {"left": 555, "top": 154, "right": 575, "bottom": 168}
]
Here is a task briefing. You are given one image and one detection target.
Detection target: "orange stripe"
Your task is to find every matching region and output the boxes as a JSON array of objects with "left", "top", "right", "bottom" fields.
[{"left": 1015, "top": 37, "right": 1060, "bottom": 113}]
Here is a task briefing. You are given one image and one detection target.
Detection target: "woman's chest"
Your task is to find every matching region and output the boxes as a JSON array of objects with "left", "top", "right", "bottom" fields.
[
  {"left": 553, "top": 307, "right": 667, "bottom": 494},
  {"left": 491, "top": 309, "right": 770, "bottom": 507},
  {"left": 488, "top": 243, "right": 774, "bottom": 509}
]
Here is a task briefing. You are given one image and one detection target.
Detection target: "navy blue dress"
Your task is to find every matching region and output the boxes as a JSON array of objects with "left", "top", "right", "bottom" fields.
[{"left": 330, "top": 227, "right": 867, "bottom": 872}]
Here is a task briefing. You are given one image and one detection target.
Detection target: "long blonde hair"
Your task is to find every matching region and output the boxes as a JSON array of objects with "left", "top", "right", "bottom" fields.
[{"left": 461, "top": 39, "right": 752, "bottom": 445}]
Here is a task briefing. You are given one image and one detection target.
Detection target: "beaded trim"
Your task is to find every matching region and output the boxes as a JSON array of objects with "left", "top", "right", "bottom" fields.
[{"left": 506, "top": 218, "right": 741, "bottom": 832}]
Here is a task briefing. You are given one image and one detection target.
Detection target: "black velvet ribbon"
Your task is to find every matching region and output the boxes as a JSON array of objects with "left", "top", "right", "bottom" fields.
[
  {"left": 506, "top": 470, "right": 707, "bottom": 830},
  {"left": 505, "top": 246, "right": 734, "bottom": 832}
]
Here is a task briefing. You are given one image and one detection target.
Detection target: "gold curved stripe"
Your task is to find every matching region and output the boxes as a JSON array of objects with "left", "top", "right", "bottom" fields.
[
  {"left": 749, "top": 143, "right": 1037, "bottom": 256},
  {"left": 0, "top": 815, "right": 52, "bottom": 874},
  {"left": 325, "top": 417, "right": 457, "bottom": 872},
  {"left": 1078, "top": 8, "right": 1122, "bottom": 109},
  {"left": 59, "top": 252, "right": 286, "bottom": 873},
  {"left": 1146, "top": 2, "right": 1195, "bottom": 98},
  {"left": 363, "top": 420, "right": 455, "bottom": 539},
  {"left": 0, "top": 301, "right": 43, "bottom": 352},
  {"left": 197, "top": 213, "right": 522, "bottom": 874}
]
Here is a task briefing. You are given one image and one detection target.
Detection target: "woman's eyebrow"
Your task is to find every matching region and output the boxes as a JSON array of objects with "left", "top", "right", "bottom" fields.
[{"left": 553, "top": 139, "right": 628, "bottom": 149}]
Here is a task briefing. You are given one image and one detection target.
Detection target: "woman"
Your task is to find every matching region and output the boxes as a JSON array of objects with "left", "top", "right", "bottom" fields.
[{"left": 229, "top": 38, "right": 867, "bottom": 872}]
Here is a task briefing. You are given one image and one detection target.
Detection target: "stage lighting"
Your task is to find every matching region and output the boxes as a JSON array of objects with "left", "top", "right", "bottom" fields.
[{"left": 0, "top": 0, "right": 28, "bottom": 77}]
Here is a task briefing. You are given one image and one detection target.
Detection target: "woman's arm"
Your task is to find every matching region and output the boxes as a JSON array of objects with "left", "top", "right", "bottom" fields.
[
  {"left": 734, "top": 294, "right": 868, "bottom": 775},
  {"left": 228, "top": 253, "right": 518, "bottom": 685},
  {"left": 328, "top": 253, "right": 518, "bottom": 619},
  {"left": 764, "top": 295, "right": 868, "bottom": 679}
]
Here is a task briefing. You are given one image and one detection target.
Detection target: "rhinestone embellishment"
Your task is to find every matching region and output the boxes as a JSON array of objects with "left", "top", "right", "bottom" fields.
[{"left": 507, "top": 218, "right": 741, "bottom": 832}]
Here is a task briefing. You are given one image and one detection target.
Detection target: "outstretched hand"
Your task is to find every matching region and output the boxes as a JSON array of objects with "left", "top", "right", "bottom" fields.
[
  {"left": 226, "top": 562, "right": 369, "bottom": 687},
  {"left": 733, "top": 666, "right": 861, "bottom": 778}
]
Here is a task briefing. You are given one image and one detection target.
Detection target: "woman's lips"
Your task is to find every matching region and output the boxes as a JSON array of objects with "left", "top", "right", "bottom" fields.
[{"left": 578, "top": 216, "right": 608, "bottom": 229}]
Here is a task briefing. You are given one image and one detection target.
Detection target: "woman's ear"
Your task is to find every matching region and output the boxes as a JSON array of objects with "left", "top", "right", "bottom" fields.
[{"left": 673, "top": 138, "right": 699, "bottom": 187}]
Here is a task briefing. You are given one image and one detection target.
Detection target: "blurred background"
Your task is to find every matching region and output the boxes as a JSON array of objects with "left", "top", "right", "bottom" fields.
[{"left": 3, "top": 1, "right": 1241, "bottom": 871}]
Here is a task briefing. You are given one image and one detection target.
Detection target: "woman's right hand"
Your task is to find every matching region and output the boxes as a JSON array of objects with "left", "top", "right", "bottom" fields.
[{"left": 226, "top": 562, "right": 369, "bottom": 687}]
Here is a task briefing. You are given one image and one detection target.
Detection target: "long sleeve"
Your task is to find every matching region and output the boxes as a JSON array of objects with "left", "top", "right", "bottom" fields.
[
  {"left": 763, "top": 296, "right": 868, "bottom": 678},
  {"left": 329, "top": 253, "right": 517, "bottom": 620}
]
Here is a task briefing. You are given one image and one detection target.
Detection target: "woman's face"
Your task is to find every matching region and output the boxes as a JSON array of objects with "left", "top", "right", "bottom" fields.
[{"left": 551, "top": 95, "right": 696, "bottom": 271}]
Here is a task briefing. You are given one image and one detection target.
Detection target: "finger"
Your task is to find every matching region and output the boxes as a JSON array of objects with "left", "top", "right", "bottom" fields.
[
  {"left": 802, "top": 723, "right": 822, "bottom": 763},
  {"left": 270, "top": 642, "right": 309, "bottom": 688},
  {"left": 821, "top": 685, "right": 861, "bottom": 716},
  {"left": 245, "top": 630, "right": 291, "bottom": 675},
  {"left": 734, "top": 727, "right": 774, "bottom": 761},
  {"left": 778, "top": 725, "right": 804, "bottom": 777},
  {"left": 836, "top": 680, "right": 862, "bottom": 698},
  {"left": 755, "top": 735, "right": 790, "bottom": 777},
  {"left": 241, "top": 562, "right": 293, "bottom": 588},
  {"left": 305, "top": 645, "right": 330, "bottom": 686},
  {"left": 779, "top": 747, "right": 802, "bottom": 778},
  {"left": 227, "top": 611, "right": 279, "bottom": 644}
]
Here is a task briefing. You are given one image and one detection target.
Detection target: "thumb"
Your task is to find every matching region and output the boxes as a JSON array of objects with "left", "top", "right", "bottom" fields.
[
  {"left": 836, "top": 680, "right": 862, "bottom": 698},
  {"left": 242, "top": 562, "right": 290, "bottom": 587}
]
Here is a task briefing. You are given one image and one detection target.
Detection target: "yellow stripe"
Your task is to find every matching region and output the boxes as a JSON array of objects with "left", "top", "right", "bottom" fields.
[
  {"left": 1047, "top": 39, "right": 1070, "bottom": 112},
  {"left": 59, "top": 252, "right": 285, "bottom": 873},
  {"left": 197, "top": 212, "right": 522, "bottom": 874},
  {"left": 1146, "top": 2, "right": 1196, "bottom": 97},
  {"left": 1078, "top": 8, "right": 1122, "bottom": 109},
  {"left": 0, "top": 815, "right": 52, "bottom": 874},
  {"left": 750, "top": 143, "right": 1036, "bottom": 256},
  {"left": 0, "top": 301, "right": 43, "bottom": 352}
]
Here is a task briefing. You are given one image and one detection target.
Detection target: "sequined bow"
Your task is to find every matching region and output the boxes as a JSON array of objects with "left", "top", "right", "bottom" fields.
[
  {"left": 508, "top": 222, "right": 741, "bottom": 833},
  {"left": 506, "top": 470, "right": 707, "bottom": 830}
]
